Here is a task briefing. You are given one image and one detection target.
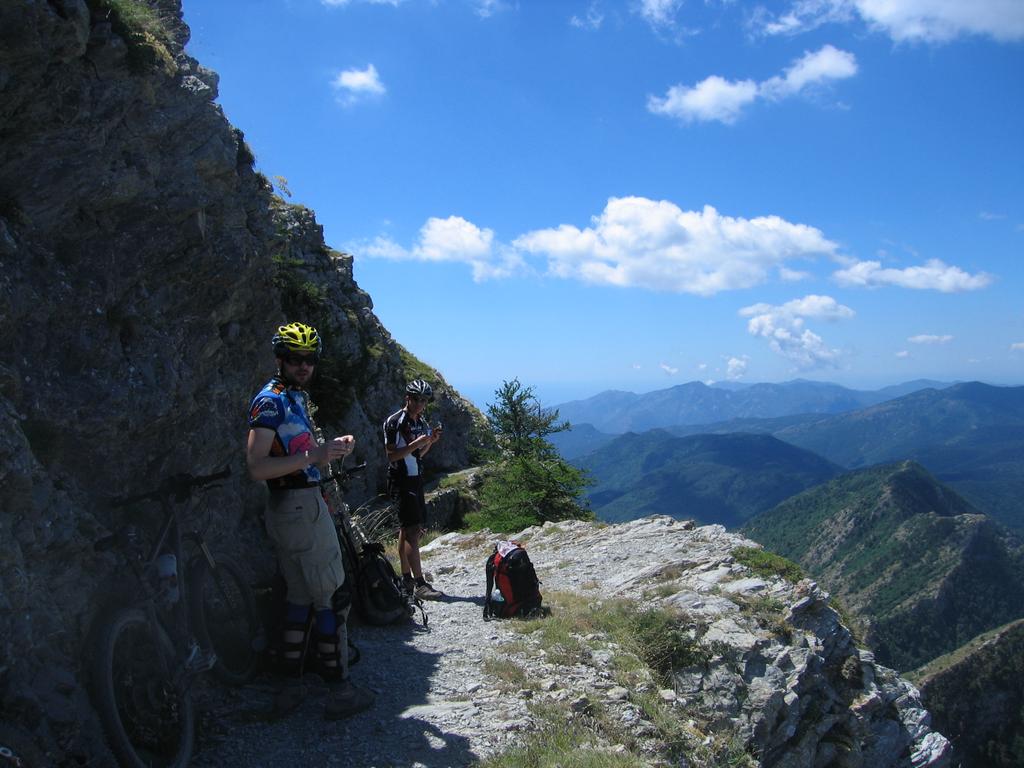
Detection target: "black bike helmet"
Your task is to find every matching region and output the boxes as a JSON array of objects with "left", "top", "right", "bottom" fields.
[{"left": 406, "top": 379, "right": 433, "bottom": 400}]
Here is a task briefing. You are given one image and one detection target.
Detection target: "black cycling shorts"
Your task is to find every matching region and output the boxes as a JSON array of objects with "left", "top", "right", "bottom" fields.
[{"left": 393, "top": 478, "right": 426, "bottom": 529}]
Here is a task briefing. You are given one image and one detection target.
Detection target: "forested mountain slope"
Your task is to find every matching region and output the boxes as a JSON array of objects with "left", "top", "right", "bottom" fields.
[
  {"left": 743, "top": 462, "right": 1024, "bottom": 671},
  {"left": 576, "top": 430, "right": 842, "bottom": 527}
]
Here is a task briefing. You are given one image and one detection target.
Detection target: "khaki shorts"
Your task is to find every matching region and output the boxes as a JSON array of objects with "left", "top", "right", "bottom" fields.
[{"left": 265, "top": 487, "right": 344, "bottom": 610}]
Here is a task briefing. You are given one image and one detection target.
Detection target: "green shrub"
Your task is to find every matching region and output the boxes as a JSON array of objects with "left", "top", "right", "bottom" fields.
[
  {"left": 464, "top": 454, "right": 593, "bottom": 533},
  {"left": 87, "top": 0, "right": 174, "bottom": 72},
  {"left": 732, "top": 546, "right": 804, "bottom": 583}
]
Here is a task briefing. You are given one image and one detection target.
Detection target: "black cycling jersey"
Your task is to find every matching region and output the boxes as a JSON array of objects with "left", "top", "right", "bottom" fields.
[{"left": 383, "top": 408, "right": 430, "bottom": 480}]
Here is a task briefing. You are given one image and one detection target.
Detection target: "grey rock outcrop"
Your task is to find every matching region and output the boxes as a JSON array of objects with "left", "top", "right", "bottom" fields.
[{"left": 496, "top": 516, "right": 952, "bottom": 768}]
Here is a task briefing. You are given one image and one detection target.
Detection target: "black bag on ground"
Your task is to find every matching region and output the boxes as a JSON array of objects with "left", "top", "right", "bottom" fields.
[
  {"left": 484, "top": 541, "right": 547, "bottom": 619},
  {"left": 356, "top": 542, "right": 411, "bottom": 625}
]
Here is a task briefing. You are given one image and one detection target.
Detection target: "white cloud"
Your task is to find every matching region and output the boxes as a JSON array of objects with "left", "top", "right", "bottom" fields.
[
  {"left": 474, "top": 0, "right": 510, "bottom": 18},
  {"left": 979, "top": 211, "right": 1006, "bottom": 221},
  {"left": 697, "top": 362, "right": 708, "bottom": 371},
  {"left": 660, "top": 362, "right": 680, "bottom": 375},
  {"left": 331, "top": 64, "right": 386, "bottom": 105},
  {"left": 514, "top": 197, "right": 837, "bottom": 295},
  {"left": 571, "top": 2, "right": 605, "bottom": 29},
  {"left": 739, "top": 294, "right": 854, "bottom": 368},
  {"left": 648, "top": 45, "right": 856, "bottom": 124},
  {"left": 749, "top": 0, "right": 855, "bottom": 35},
  {"left": 1011, "top": 342, "right": 1024, "bottom": 351},
  {"left": 726, "top": 356, "right": 749, "bottom": 380},
  {"left": 779, "top": 266, "right": 813, "bottom": 282},
  {"left": 857, "top": 0, "right": 1024, "bottom": 42},
  {"left": 895, "top": 350, "right": 910, "bottom": 358},
  {"left": 354, "top": 216, "right": 525, "bottom": 281},
  {"left": 648, "top": 76, "right": 759, "bottom": 124},
  {"left": 833, "top": 258, "right": 993, "bottom": 292},
  {"left": 752, "top": 0, "right": 1024, "bottom": 42},
  {"left": 908, "top": 334, "right": 953, "bottom": 344},
  {"left": 638, "top": 0, "right": 684, "bottom": 29},
  {"left": 759, "top": 45, "right": 858, "bottom": 100}
]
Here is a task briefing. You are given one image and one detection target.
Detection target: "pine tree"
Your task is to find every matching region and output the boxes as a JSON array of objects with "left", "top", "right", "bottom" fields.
[{"left": 467, "top": 379, "right": 592, "bottom": 531}]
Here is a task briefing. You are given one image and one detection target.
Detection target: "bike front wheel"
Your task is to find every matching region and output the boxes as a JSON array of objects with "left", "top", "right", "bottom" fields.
[
  {"left": 189, "top": 554, "right": 262, "bottom": 686},
  {"left": 91, "top": 607, "right": 195, "bottom": 768}
]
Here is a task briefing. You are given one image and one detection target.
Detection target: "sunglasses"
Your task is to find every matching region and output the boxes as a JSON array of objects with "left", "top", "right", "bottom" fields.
[
  {"left": 282, "top": 353, "right": 319, "bottom": 367},
  {"left": 408, "top": 395, "right": 429, "bottom": 403}
]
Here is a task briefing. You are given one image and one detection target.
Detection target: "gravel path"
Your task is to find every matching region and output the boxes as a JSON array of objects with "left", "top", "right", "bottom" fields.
[{"left": 191, "top": 531, "right": 536, "bottom": 768}]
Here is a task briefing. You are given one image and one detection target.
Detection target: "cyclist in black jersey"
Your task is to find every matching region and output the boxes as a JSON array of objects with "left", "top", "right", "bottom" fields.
[{"left": 383, "top": 379, "right": 444, "bottom": 600}]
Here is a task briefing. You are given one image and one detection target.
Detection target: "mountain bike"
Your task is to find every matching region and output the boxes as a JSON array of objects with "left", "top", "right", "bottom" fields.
[
  {"left": 89, "top": 467, "right": 263, "bottom": 768},
  {"left": 321, "top": 461, "right": 424, "bottom": 626}
]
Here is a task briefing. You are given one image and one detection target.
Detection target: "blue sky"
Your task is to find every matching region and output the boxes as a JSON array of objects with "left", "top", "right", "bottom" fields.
[{"left": 182, "top": 0, "right": 1023, "bottom": 408}]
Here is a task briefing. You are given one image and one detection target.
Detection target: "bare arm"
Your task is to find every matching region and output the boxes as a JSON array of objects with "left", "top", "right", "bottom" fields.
[
  {"left": 386, "top": 433, "right": 432, "bottom": 463},
  {"left": 246, "top": 428, "right": 354, "bottom": 481}
]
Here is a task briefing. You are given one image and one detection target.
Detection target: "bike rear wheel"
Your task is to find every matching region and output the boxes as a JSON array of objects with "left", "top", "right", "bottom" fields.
[
  {"left": 91, "top": 607, "right": 194, "bottom": 768},
  {"left": 189, "top": 554, "right": 262, "bottom": 686}
]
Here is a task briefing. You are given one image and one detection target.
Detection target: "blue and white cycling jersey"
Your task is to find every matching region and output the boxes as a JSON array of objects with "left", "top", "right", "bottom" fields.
[{"left": 248, "top": 377, "right": 321, "bottom": 490}]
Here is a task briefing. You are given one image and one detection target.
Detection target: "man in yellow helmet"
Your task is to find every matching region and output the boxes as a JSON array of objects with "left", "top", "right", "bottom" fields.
[{"left": 246, "top": 322, "right": 373, "bottom": 719}]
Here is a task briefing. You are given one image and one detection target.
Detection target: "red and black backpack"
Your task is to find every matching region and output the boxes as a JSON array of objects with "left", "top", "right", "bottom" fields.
[{"left": 483, "top": 541, "right": 547, "bottom": 619}]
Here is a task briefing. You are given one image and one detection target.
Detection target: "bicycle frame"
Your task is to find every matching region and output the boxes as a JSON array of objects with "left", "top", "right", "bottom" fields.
[{"left": 100, "top": 470, "right": 229, "bottom": 689}]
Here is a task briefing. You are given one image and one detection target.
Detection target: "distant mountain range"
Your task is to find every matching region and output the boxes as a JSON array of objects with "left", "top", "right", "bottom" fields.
[
  {"left": 554, "top": 379, "right": 954, "bottom": 434},
  {"left": 742, "top": 461, "right": 1024, "bottom": 672},
  {"left": 558, "top": 382, "right": 1024, "bottom": 533},
  {"left": 575, "top": 430, "right": 842, "bottom": 527},
  {"left": 769, "top": 382, "right": 1024, "bottom": 532}
]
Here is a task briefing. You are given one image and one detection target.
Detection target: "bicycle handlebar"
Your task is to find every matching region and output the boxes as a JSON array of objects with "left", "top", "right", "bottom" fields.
[
  {"left": 321, "top": 461, "right": 367, "bottom": 487},
  {"left": 110, "top": 466, "right": 231, "bottom": 508}
]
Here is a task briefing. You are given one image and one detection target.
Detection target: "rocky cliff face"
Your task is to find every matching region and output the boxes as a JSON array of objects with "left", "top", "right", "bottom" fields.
[{"left": 0, "top": 1, "right": 478, "bottom": 762}]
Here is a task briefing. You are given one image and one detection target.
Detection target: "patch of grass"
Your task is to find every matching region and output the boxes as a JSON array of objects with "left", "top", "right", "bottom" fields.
[
  {"left": 397, "top": 343, "right": 436, "bottom": 386},
  {"left": 733, "top": 594, "right": 792, "bottom": 641},
  {"left": 477, "top": 700, "right": 645, "bottom": 768},
  {"left": 482, "top": 657, "right": 534, "bottom": 692},
  {"left": 463, "top": 507, "right": 540, "bottom": 534},
  {"left": 88, "top": 0, "right": 175, "bottom": 72},
  {"left": 645, "top": 582, "right": 680, "bottom": 600},
  {"left": 655, "top": 564, "right": 686, "bottom": 581},
  {"left": 732, "top": 546, "right": 804, "bottom": 583},
  {"left": 513, "top": 592, "right": 710, "bottom": 685}
]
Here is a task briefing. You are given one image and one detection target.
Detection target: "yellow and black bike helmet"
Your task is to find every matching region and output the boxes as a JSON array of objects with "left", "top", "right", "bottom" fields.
[{"left": 272, "top": 322, "right": 322, "bottom": 357}]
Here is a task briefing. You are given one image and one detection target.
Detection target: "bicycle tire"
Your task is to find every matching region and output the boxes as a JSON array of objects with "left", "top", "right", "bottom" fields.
[
  {"left": 90, "top": 607, "right": 194, "bottom": 768},
  {"left": 189, "top": 555, "right": 262, "bottom": 686}
]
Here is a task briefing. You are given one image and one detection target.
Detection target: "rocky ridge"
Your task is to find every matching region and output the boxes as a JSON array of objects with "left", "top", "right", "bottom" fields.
[
  {"left": 911, "top": 618, "right": 1024, "bottom": 768},
  {"left": 191, "top": 516, "right": 951, "bottom": 768}
]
